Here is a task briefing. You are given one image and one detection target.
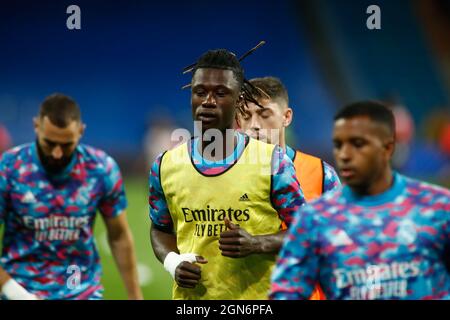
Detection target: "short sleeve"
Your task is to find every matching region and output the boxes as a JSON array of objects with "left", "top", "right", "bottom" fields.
[
  {"left": 271, "top": 146, "right": 306, "bottom": 227},
  {"left": 0, "top": 152, "right": 11, "bottom": 225},
  {"left": 323, "top": 161, "right": 341, "bottom": 193},
  {"left": 149, "top": 152, "right": 173, "bottom": 231},
  {"left": 98, "top": 156, "right": 127, "bottom": 218}
]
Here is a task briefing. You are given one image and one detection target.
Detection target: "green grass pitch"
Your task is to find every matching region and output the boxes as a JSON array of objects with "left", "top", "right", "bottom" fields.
[{"left": 94, "top": 176, "right": 172, "bottom": 299}]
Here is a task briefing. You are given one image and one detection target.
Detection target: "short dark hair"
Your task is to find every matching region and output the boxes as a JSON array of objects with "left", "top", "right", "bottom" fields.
[
  {"left": 193, "top": 49, "right": 244, "bottom": 87},
  {"left": 249, "top": 77, "right": 289, "bottom": 105},
  {"left": 334, "top": 100, "right": 395, "bottom": 137},
  {"left": 39, "top": 93, "right": 81, "bottom": 128}
]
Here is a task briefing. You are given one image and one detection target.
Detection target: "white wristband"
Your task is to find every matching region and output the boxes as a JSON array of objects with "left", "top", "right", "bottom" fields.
[
  {"left": 163, "top": 252, "right": 199, "bottom": 279},
  {"left": 1, "top": 278, "right": 38, "bottom": 300}
]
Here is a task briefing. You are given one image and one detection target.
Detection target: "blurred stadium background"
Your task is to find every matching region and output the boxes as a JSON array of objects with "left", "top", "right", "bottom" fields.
[{"left": 0, "top": 0, "right": 449, "bottom": 299}]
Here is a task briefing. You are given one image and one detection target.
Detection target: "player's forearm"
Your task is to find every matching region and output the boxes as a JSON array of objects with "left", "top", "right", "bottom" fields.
[
  {"left": 253, "top": 230, "right": 287, "bottom": 254},
  {"left": 150, "top": 223, "right": 178, "bottom": 263},
  {"left": 108, "top": 231, "right": 143, "bottom": 300}
]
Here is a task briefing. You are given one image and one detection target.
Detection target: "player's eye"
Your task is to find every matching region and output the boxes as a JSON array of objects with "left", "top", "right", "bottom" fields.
[
  {"left": 258, "top": 109, "right": 272, "bottom": 119},
  {"left": 216, "top": 89, "right": 229, "bottom": 97},
  {"left": 194, "top": 89, "right": 206, "bottom": 97},
  {"left": 333, "top": 141, "right": 342, "bottom": 149},
  {"left": 352, "top": 139, "right": 366, "bottom": 148},
  {"left": 44, "top": 140, "right": 56, "bottom": 148},
  {"left": 61, "top": 142, "right": 73, "bottom": 149}
]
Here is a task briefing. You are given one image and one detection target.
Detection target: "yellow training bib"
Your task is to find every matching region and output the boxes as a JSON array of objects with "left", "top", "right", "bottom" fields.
[{"left": 160, "top": 138, "right": 282, "bottom": 300}]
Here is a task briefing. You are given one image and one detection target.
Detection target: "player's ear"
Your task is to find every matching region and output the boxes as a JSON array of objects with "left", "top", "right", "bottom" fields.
[
  {"left": 33, "top": 117, "right": 40, "bottom": 135},
  {"left": 283, "top": 107, "right": 293, "bottom": 127},
  {"left": 385, "top": 137, "right": 395, "bottom": 159},
  {"left": 235, "top": 113, "right": 241, "bottom": 128},
  {"left": 79, "top": 122, "right": 86, "bottom": 136}
]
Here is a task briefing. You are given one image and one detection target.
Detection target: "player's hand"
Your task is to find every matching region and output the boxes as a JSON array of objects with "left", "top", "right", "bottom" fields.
[
  {"left": 219, "top": 218, "right": 260, "bottom": 258},
  {"left": 175, "top": 256, "right": 208, "bottom": 289}
]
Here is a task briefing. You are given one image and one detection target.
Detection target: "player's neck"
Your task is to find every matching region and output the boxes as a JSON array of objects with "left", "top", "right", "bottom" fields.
[
  {"left": 278, "top": 130, "right": 286, "bottom": 150},
  {"left": 197, "top": 129, "right": 238, "bottom": 161},
  {"left": 353, "top": 167, "right": 394, "bottom": 196},
  {"left": 265, "top": 129, "right": 286, "bottom": 149}
]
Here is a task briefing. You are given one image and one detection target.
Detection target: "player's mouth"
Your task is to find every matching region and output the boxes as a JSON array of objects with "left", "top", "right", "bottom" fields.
[
  {"left": 197, "top": 111, "right": 219, "bottom": 124},
  {"left": 339, "top": 167, "right": 356, "bottom": 179}
]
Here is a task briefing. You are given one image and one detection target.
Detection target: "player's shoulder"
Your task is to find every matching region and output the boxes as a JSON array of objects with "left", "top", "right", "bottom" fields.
[
  {"left": 78, "top": 143, "right": 109, "bottom": 160},
  {"left": 322, "top": 160, "right": 338, "bottom": 175},
  {"left": 300, "top": 187, "right": 345, "bottom": 217},
  {"left": 403, "top": 174, "right": 450, "bottom": 200},
  {"left": 153, "top": 140, "right": 191, "bottom": 171},
  {"left": 269, "top": 144, "right": 295, "bottom": 176},
  {"left": 0, "top": 143, "right": 33, "bottom": 165},
  {"left": 159, "top": 139, "right": 189, "bottom": 162},
  {"left": 291, "top": 188, "right": 345, "bottom": 229},
  {"left": 150, "top": 150, "right": 168, "bottom": 174},
  {"left": 78, "top": 144, "right": 119, "bottom": 171},
  {"left": 311, "top": 186, "right": 344, "bottom": 207},
  {"left": 165, "top": 139, "right": 189, "bottom": 154}
]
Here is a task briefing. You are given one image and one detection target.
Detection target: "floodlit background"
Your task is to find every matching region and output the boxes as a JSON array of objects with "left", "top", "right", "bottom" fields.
[{"left": 1, "top": 0, "right": 449, "bottom": 299}]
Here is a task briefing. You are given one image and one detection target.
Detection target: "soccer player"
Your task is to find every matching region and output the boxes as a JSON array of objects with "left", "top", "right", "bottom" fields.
[
  {"left": 270, "top": 101, "right": 450, "bottom": 300},
  {"left": 0, "top": 94, "right": 143, "bottom": 300},
  {"left": 237, "top": 77, "right": 340, "bottom": 206},
  {"left": 237, "top": 76, "right": 340, "bottom": 299},
  {"left": 149, "top": 49, "right": 306, "bottom": 299}
]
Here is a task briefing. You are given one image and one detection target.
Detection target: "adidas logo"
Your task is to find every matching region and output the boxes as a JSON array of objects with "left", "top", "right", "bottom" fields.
[
  {"left": 239, "top": 193, "right": 250, "bottom": 201},
  {"left": 22, "top": 191, "right": 36, "bottom": 204}
]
